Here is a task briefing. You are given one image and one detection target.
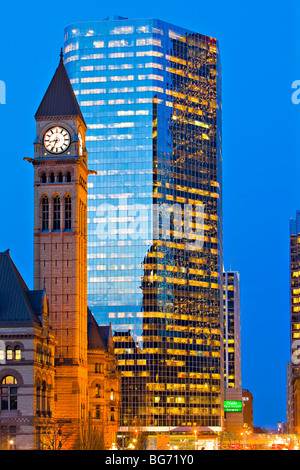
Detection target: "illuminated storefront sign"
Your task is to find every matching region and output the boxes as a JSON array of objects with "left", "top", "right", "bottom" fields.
[{"left": 224, "top": 400, "right": 243, "bottom": 412}]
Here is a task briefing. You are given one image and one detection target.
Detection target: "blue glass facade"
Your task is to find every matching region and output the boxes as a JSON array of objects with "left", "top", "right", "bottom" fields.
[{"left": 64, "top": 16, "right": 223, "bottom": 432}]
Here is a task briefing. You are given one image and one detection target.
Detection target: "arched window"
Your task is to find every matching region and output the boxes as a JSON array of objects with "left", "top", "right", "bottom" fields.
[
  {"left": 41, "top": 173, "right": 47, "bottom": 183},
  {"left": 50, "top": 173, "right": 55, "bottom": 183},
  {"left": 41, "top": 196, "right": 49, "bottom": 232},
  {"left": 82, "top": 204, "right": 87, "bottom": 238},
  {"left": 66, "top": 172, "right": 71, "bottom": 182},
  {"left": 36, "top": 344, "right": 41, "bottom": 362},
  {"left": 53, "top": 196, "right": 61, "bottom": 231},
  {"left": 65, "top": 196, "right": 72, "bottom": 230},
  {"left": 0, "top": 376, "right": 18, "bottom": 411},
  {"left": 95, "top": 383, "right": 100, "bottom": 398},
  {"left": 36, "top": 378, "right": 41, "bottom": 415},
  {"left": 14, "top": 346, "right": 21, "bottom": 361},
  {"left": 95, "top": 405, "right": 100, "bottom": 419},
  {"left": 58, "top": 172, "right": 63, "bottom": 183},
  {"left": 48, "top": 349, "right": 52, "bottom": 366},
  {"left": 41, "top": 380, "right": 46, "bottom": 414}
]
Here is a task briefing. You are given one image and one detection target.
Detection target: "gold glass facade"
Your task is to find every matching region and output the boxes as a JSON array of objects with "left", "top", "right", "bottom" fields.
[
  {"left": 223, "top": 271, "right": 241, "bottom": 389},
  {"left": 64, "top": 16, "right": 223, "bottom": 432},
  {"left": 289, "top": 211, "right": 300, "bottom": 433}
]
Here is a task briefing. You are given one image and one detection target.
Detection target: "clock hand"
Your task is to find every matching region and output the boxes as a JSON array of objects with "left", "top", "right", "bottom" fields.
[{"left": 50, "top": 138, "right": 59, "bottom": 149}]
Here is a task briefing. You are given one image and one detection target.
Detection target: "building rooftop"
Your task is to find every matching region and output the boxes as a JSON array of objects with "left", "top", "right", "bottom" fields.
[
  {"left": 87, "top": 308, "right": 112, "bottom": 351},
  {"left": 35, "top": 50, "right": 86, "bottom": 125},
  {"left": 0, "top": 249, "right": 45, "bottom": 327}
]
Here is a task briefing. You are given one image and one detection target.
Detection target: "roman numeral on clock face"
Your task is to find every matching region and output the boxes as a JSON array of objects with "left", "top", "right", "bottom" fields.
[{"left": 43, "top": 126, "right": 71, "bottom": 154}]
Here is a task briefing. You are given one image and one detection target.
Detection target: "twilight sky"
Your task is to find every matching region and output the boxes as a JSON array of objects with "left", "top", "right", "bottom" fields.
[{"left": 0, "top": 0, "right": 300, "bottom": 429}]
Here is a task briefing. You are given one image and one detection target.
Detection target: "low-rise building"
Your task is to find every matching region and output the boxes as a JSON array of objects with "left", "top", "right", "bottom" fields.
[
  {"left": 0, "top": 249, "right": 56, "bottom": 449},
  {"left": 0, "top": 52, "right": 121, "bottom": 450}
]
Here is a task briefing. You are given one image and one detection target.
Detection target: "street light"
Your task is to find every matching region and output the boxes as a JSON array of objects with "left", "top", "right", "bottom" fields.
[
  {"left": 8, "top": 439, "right": 14, "bottom": 450},
  {"left": 194, "top": 429, "right": 197, "bottom": 450}
]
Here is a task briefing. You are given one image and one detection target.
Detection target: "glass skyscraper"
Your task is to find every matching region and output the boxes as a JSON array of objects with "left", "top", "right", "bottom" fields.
[
  {"left": 64, "top": 16, "right": 223, "bottom": 433},
  {"left": 223, "top": 271, "right": 241, "bottom": 390},
  {"left": 288, "top": 211, "right": 300, "bottom": 433}
]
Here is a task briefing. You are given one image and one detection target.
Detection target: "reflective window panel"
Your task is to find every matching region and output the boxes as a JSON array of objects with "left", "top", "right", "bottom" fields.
[{"left": 65, "top": 16, "right": 223, "bottom": 431}]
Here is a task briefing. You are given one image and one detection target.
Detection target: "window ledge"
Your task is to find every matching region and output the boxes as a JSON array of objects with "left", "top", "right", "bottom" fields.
[{"left": 0, "top": 410, "right": 18, "bottom": 418}]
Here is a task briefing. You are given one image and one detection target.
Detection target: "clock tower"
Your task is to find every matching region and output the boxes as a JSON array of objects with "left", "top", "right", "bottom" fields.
[{"left": 27, "top": 50, "right": 95, "bottom": 442}]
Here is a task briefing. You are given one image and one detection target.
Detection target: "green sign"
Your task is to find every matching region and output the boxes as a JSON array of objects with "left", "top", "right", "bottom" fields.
[{"left": 224, "top": 400, "right": 243, "bottom": 412}]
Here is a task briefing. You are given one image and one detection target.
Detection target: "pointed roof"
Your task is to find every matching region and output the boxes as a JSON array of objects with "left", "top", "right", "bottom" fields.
[
  {"left": 35, "top": 49, "right": 86, "bottom": 125},
  {"left": 87, "top": 308, "right": 111, "bottom": 351},
  {"left": 0, "top": 250, "right": 44, "bottom": 326}
]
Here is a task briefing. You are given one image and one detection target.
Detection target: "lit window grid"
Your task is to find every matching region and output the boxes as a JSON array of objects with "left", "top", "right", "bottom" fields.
[
  {"left": 223, "top": 272, "right": 241, "bottom": 390},
  {"left": 289, "top": 215, "right": 300, "bottom": 433},
  {"left": 290, "top": 232, "right": 300, "bottom": 356}
]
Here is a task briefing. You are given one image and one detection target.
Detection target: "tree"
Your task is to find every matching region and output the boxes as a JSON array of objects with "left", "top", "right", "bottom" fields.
[
  {"left": 73, "top": 417, "right": 105, "bottom": 450},
  {"left": 39, "top": 420, "right": 73, "bottom": 450}
]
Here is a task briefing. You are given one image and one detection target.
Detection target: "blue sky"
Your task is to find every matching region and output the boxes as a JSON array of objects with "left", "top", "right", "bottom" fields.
[{"left": 1, "top": 0, "right": 300, "bottom": 429}]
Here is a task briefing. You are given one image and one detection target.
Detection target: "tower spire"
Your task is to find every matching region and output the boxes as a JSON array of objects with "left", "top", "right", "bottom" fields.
[
  {"left": 60, "top": 47, "right": 64, "bottom": 63},
  {"left": 34, "top": 49, "right": 86, "bottom": 126}
]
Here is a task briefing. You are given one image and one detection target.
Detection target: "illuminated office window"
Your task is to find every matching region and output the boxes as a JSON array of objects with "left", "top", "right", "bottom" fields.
[{"left": 65, "top": 16, "right": 222, "bottom": 431}]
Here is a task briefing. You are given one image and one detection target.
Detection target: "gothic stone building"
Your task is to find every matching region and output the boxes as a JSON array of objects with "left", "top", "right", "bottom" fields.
[
  {"left": 0, "top": 54, "right": 120, "bottom": 450},
  {"left": 0, "top": 250, "right": 56, "bottom": 450}
]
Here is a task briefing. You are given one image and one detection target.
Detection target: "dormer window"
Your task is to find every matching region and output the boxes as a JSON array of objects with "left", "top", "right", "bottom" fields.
[
  {"left": 6, "top": 347, "right": 13, "bottom": 361},
  {"left": 5, "top": 346, "right": 22, "bottom": 361},
  {"left": 14, "top": 346, "right": 21, "bottom": 361}
]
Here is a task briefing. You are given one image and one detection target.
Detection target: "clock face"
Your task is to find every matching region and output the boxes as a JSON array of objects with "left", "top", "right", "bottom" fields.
[{"left": 44, "top": 126, "right": 70, "bottom": 154}]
